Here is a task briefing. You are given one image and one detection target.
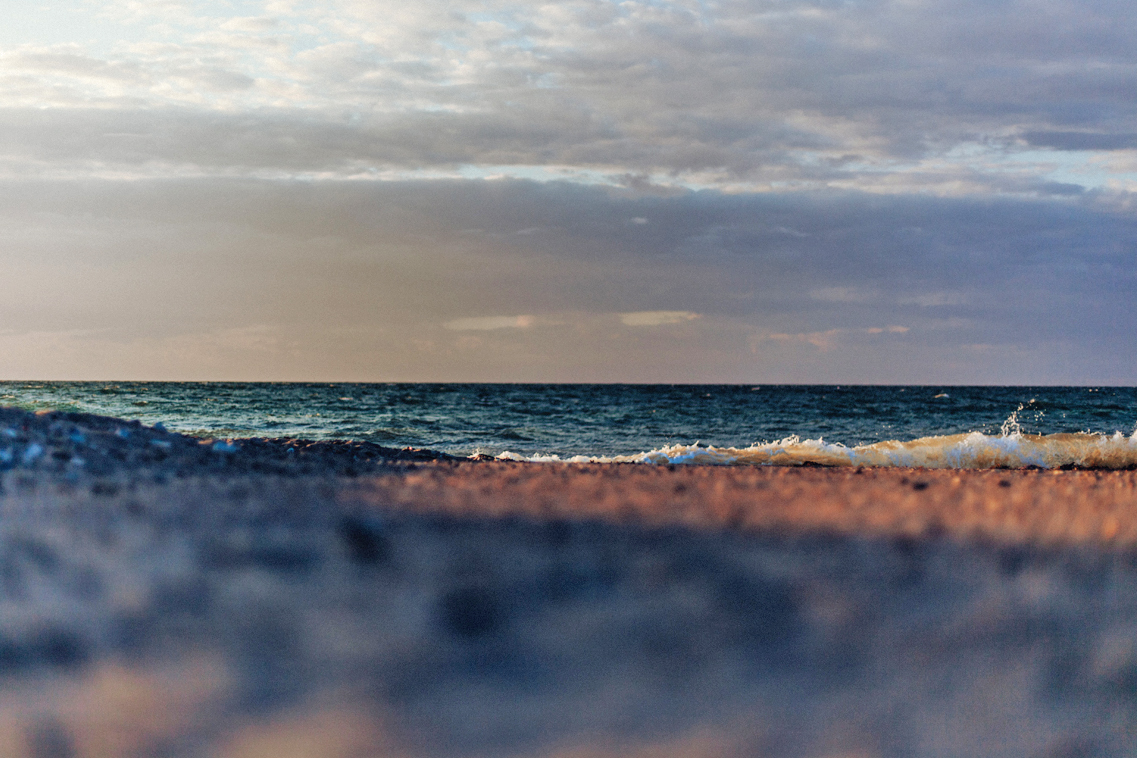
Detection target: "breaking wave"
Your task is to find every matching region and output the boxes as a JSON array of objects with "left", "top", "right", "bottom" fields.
[{"left": 495, "top": 430, "right": 1137, "bottom": 469}]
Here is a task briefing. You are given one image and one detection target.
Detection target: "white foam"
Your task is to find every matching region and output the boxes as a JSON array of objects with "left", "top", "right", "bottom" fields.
[{"left": 493, "top": 430, "right": 1137, "bottom": 469}]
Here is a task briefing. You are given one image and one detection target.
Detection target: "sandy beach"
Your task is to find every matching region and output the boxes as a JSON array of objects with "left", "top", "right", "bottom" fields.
[
  {"left": 350, "top": 461, "right": 1137, "bottom": 547},
  {"left": 3, "top": 408, "right": 1137, "bottom": 757}
]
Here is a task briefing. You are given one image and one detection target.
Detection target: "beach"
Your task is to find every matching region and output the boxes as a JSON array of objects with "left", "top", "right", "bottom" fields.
[{"left": 3, "top": 408, "right": 1137, "bottom": 757}]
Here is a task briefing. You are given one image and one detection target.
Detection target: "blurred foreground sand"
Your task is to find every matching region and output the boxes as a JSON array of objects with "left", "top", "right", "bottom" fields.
[{"left": 3, "top": 443, "right": 1137, "bottom": 756}]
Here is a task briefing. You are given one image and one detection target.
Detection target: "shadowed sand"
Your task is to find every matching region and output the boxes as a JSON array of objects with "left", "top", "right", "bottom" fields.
[{"left": 3, "top": 408, "right": 1137, "bottom": 757}]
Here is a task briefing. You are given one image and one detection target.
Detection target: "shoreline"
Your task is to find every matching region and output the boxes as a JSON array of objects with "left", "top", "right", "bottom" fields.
[{"left": 4, "top": 406, "right": 1137, "bottom": 550}]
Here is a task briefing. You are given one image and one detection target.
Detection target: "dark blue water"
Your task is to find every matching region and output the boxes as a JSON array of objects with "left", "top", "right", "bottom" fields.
[{"left": 1, "top": 382, "right": 1135, "bottom": 459}]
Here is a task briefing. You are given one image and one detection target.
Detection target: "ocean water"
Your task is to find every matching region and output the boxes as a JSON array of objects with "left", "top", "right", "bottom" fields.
[{"left": 2, "top": 382, "right": 1137, "bottom": 468}]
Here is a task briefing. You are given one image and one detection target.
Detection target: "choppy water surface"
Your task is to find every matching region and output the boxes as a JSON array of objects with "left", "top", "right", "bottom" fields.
[{"left": 2, "top": 383, "right": 1136, "bottom": 467}]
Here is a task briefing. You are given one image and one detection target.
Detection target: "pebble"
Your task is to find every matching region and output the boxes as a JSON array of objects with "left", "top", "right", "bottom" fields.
[{"left": 22, "top": 443, "right": 45, "bottom": 465}]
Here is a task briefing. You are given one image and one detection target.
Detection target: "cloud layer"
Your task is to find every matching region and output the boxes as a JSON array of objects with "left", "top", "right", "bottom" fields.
[
  {"left": 1, "top": 1, "right": 1135, "bottom": 381},
  {"left": 0, "top": 0, "right": 1136, "bottom": 194}
]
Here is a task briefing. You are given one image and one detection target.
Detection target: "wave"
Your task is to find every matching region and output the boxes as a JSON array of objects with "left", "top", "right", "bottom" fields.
[{"left": 495, "top": 430, "right": 1137, "bottom": 469}]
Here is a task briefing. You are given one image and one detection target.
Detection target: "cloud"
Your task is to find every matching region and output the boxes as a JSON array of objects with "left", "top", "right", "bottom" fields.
[
  {"left": 1021, "top": 131, "right": 1137, "bottom": 151},
  {"left": 761, "top": 326, "right": 910, "bottom": 352},
  {"left": 444, "top": 310, "right": 703, "bottom": 332},
  {"left": 0, "top": 0, "right": 1134, "bottom": 194},
  {"left": 898, "top": 292, "right": 969, "bottom": 307},
  {"left": 619, "top": 311, "right": 701, "bottom": 327},
  {"left": 218, "top": 16, "right": 281, "bottom": 33},
  {"left": 443, "top": 315, "right": 535, "bottom": 331}
]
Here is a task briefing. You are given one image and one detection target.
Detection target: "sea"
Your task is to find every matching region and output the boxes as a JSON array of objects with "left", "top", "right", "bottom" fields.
[{"left": 3, "top": 382, "right": 1137, "bottom": 469}]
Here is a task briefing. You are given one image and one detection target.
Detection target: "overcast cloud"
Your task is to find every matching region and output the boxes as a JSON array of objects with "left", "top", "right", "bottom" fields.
[{"left": 0, "top": 0, "right": 1134, "bottom": 381}]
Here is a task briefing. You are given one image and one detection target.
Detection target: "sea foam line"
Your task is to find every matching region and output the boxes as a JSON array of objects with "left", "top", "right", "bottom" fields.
[{"left": 494, "top": 430, "right": 1137, "bottom": 469}]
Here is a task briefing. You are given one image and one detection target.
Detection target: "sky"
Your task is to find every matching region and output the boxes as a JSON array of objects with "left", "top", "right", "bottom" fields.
[{"left": 0, "top": 0, "right": 1135, "bottom": 383}]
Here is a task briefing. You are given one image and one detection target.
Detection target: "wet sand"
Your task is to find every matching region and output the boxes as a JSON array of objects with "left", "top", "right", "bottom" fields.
[{"left": 3, "top": 408, "right": 1137, "bottom": 757}]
